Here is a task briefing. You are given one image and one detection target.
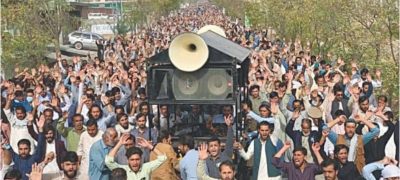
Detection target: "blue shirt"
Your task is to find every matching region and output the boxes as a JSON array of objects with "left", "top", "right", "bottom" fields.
[
  {"left": 10, "top": 133, "right": 45, "bottom": 180},
  {"left": 179, "top": 149, "right": 199, "bottom": 180},
  {"left": 89, "top": 139, "right": 112, "bottom": 180},
  {"left": 325, "top": 125, "right": 380, "bottom": 145}
]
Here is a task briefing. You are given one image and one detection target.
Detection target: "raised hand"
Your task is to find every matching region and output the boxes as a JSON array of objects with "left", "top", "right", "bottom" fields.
[
  {"left": 233, "top": 141, "right": 243, "bottom": 150},
  {"left": 283, "top": 140, "right": 291, "bottom": 148},
  {"left": 224, "top": 114, "right": 233, "bottom": 127},
  {"left": 137, "top": 137, "right": 152, "bottom": 149},
  {"left": 37, "top": 115, "right": 46, "bottom": 129},
  {"left": 198, "top": 143, "right": 209, "bottom": 160},
  {"left": 312, "top": 142, "right": 321, "bottom": 152},
  {"left": 271, "top": 102, "right": 278, "bottom": 115},
  {"left": 291, "top": 110, "right": 300, "bottom": 120},
  {"left": 27, "top": 163, "right": 43, "bottom": 180},
  {"left": 27, "top": 113, "right": 34, "bottom": 122},
  {"left": 119, "top": 133, "right": 131, "bottom": 145}
]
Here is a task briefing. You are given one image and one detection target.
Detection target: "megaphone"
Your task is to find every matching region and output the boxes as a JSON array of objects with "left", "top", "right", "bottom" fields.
[
  {"left": 168, "top": 33, "right": 209, "bottom": 72},
  {"left": 198, "top": 25, "right": 226, "bottom": 38}
]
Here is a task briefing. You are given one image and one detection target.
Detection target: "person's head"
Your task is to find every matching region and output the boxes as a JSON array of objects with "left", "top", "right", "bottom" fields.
[
  {"left": 334, "top": 110, "right": 346, "bottom": 124},
  {"left": 382, "top": 164, "right": 400, "bottom": 180},
  {"left": 139, "top": 102, "right": 149, "bottom": 115},
  {"left": 138, "top": 87, "right": 146, "bottom": 100},
  {"left": 207, "top": 136, "right": 221, "bottom": 158},
  {"left": 334, "top": 144, "right": 349, "bottom": 164},
  {"left": 358, "top": 96, "right": 370, "bottom": 113},
  {"left": 102, "top": 128, "right": 118, "bottom": 147},
  {"left": 135, "top": 113, "right": 147, "bottom": 129},
  {"left": 222, "top": 105, "right": 233, "bottom": 116},
  {"left": 378, "top": 95, "right": 388, "bottom": 108},
  {"left": 14, "top": 90, "right": 24, "bottom": 102},
  {"left": 117, "top": 113, "right": 129, "bottom": 129},
  {"left": 191, "top": 105, "right": 201, "bottom": 115},
  {"left": 110, "top": 168, "right": 127, "bottom": 180},
  {"left": 258, "top": 104, "right": 271, "bottom": 117},
  {"left": 362, "top": 81, "right": 371, "bottom": 93},
  {"left": 383, "top": 111, "right": 394, "bottom": 126},
  {"left": 72, "top": 114, "right": 84, "bottom": 131},
  {"left": 85, "top": 94, "right": 95, "bottom": 108},
  {"left": 249, "top": 85, "right": 260, "bottom": 98},
  {"left": 257, "top": 121, "right": 272, "bottom": 141},
  {"left": 158, "top": 130, "right": 173, "bottom": 145},
  {"left": 43, "top": 108, "right": 54, "bottom": 123},
  {"left": 17, "top": 139, "right": 31, "bottom": 158},
  {"left": 159, "top": 104, "right": 169, "bottom": 117},
  {"left": 15, "top": 106, "right": 27, "bottom": 120},
  {"left": 292, "top": 146, "right": 308, "bottom": 168},
  {"left": 301, "top": 118, "right": 312, "bottom": 135},
  {"left": 178, "top": 135, "right": 194, "bottom": 155},
  {"left": 123, "top": 134, "right": 135, "bottom": 149},
  {"left": 4, "top": 169, "right": 22, "bottom": 180},
  {"left": 61, "top": 151, "right": 79, "bottom": 179},
  {"left": 360, "top": 68, "right": 369, "bottom": 80},
  {"left": 333, "top": 87, "right": 344, "bottom": 101},
  {"left": 112, "top": 87, "right": 122, "bottom": 100},
  {"left": 344, "top": 119, "right": 357, "bottom": 138},
  {"left": 89, "top": 104, "right": 103, "bottom": 120},
  {"left": 269, "top": 91, "right": 279, "bottom": 103},
  {"left": 292, "top": 99, "right": 303, "bottom": 111},
  {"left": 125, "top": 147, "right": 143, "bottom": 173},
  {"left": 86, "top": 119, "right": 99, "bottom": 137},
  {"left": 43, "top": 125, "right": 56, "bottom": 143},
  {"left": 321, "top": 159, "right": 339, "bottom": 180},
  {"left": 219, "top": 160, "right": 235, "bottom": 180}
]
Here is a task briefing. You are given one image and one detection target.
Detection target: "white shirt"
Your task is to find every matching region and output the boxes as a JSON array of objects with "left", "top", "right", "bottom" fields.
[
  {"left": 115, "top": 124, "right": 133, "bottom": 137},
  {"left": 4, "top": 109, "right": 36, "bottom": 154},
  {"left": 76, "top": 130, "right": 103, "bottom": 179},
  {"left": 43, "top": 142, "right": 59, "bottom": 174}
]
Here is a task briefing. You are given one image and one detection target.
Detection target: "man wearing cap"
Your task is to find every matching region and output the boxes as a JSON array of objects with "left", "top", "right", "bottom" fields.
[
  {"left": 285, "top": 106, "right": 325, "bottom": 164},
  {"left": 325, "top": 115, "right": 380, "bottom": 173}
]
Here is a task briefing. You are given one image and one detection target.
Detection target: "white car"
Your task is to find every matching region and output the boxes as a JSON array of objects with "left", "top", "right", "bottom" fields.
[{"left": 68, "top": 31, "right": 103, "bottom": 50}]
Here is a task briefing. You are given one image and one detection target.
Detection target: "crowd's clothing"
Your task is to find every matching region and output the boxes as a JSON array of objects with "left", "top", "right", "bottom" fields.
[
  {"left": 105, "top": 154, "right": 167, "bottom": 180},
  {"left": 76, "top": 131, "right": 103, "bottom": 179},
  {"left": 271, "top": 157, "right": 322, "bottom": 180},
  {"left": 180, "top": 149, "right": 199, "bottom": 180},
  {"left": 337, "top": 161, "right": 362, "bottom": 180},
  {"left": 205, "top": 126, "right": 234, "bottom": 178},
  {"left": 361, "top": 121, "right": 395, "bottom": 164},
  {"left": 89, "top": 139, "right": 112, "bottom": 180},
  {"left": 56, "top": 118, "right": 86, "bottom": 152},
  {"left": 4, "top": 109, "right": 36, "bottom": 153},
  {"left": 149, "top": 143, "right": 179, "bottom": 180},
  {"left": 197, "top": 160, "right": 218, "bottom": 180},
  {"left": 8, "top": 133, "right": 45, "bottom": 180}
]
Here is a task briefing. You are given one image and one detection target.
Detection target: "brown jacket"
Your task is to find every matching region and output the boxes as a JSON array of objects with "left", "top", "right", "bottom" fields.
[
  {"left": 337, "top": 134, "right": 365, "bottom": 173},
  {"left": 149, "top": 143, "right": 179, "bottom": 180}
]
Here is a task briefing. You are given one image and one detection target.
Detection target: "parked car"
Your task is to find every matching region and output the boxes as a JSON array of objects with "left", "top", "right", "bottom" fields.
[{"left": 68, "top": 31, "right": 104, "bottom": 50}]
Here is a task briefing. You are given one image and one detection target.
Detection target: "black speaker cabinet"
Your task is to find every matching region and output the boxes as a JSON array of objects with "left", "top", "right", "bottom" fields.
[{"left": 148, "top": 65, "right": 238, "bottom": 105}]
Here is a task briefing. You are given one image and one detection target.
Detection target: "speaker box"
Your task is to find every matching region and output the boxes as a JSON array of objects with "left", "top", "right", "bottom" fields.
[{"left": 149, "top": 67, "right": 234, "bottom": 104}]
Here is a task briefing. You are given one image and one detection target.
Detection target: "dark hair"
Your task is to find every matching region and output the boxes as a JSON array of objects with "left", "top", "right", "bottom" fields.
[
  {"left": 360, "top": 68, "right": 369, "bottom": 75},
  {"left": 219, "top": 160, "right": 235, "bottom": 172},
  {"left": 15, "top": 106, "right": 26, "bottom": 114},
  {"left": 17, "top": 139, "right": 31, "bottom": 148},
  {"left": 384, "top": 111, "right": 394, "bottom": 121},
  {"left": 4, "top": 169, "right": 22, "bottom": 180},
  {"left": 88, "top": 104, "right": 103, "bottom": 119},
  {"left": 207, "top": 135, "right": 221, "bottom": 145},
  {"left": 43, "top": 124, "right": 55, "bottom": 134},
  {"left": 269, "top": 91, "right": 279, "bottom": 98},
  {"left": 111, "top": 87, "right": 121, "bottom": 94},
  {"left": 301, "top": 118, "right": 312, "bottom": 128},
  {"left": 358, "top": 96, "right": 369, "bottom": 104},
  {"left": 14, "top": 90, "right": 24, "bottom": 97},
  {"left": 158, "top": 129, "right": 173, "bottom": 142},
  {"left": 43, "top": 108, "right": 54, "bottom": 115},
  {"left": 116, "top": 113, "right": 128, "bottom": 122},
  {"left": 293, "top": 146, "right": 307, "bottom": 156},
  {"left": 125, "top": 147, "right": 143, "bottom": 159},
  {"left": 241, "top": 99, "right": 253, "bottom": 110},
  {"left": 321, "top": 159, "right": 339, "bottom": 171},
  {"left": 378, "top": 95, "right": 388, "bottom": 103},
  {"left": 135, "top": 112, "right": 146, "bottom": 121},
  {"left": 110, "top": 168, "right": 127, "bottom": 180},
  {"left": 138, "top": 87, "right": 146, "bottom": 95},
  {"left": 179, "top": 135, "right": 195, "bottom": 149},
  {"left": 334, "top": 144, "right": 349, "bottom": 156},
  {"left": 334, "top": 110, "right": 345, "bottom": 119},
  {"left": 333, "top": 85, "right": 343, "bottom": 95},
  {"left": 139, "top": 102, "right": 149, "bottom": 112},
  {"left": 257, "top": 121, "right": 272, "bottom": 130},
  {"left": 249, "top": 85, "right": 260, "bottom": 93},
  {"left": 62, "top": 151, "right": 78, "bottom": 163},
  {"left": 86, "top": 119, "right": 98, "bottom": 127},
  {"left": 344, "top": 118, "right": 357, "bottom": 126},
  {"left": 72, "top": 114, "right": 84, "bottom": 121}
]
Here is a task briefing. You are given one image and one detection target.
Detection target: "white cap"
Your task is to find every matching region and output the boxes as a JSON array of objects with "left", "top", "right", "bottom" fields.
[{"left": 382, "top": 165, "right": 400, "bottom": 178}]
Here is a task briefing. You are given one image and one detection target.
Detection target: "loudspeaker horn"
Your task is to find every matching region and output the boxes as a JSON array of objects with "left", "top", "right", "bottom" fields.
[
  {"left": 168, "top": 33, "right": 209, "bottom": 72},
  {"left": 198, "top": 25, "right": 226, "bottom": 38}
]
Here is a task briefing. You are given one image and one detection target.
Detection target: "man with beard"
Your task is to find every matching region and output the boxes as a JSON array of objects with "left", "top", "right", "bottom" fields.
[
  {"left": 333, "top": 144, "right": 362, "bottom": 180},
  {"left": 197, "top": 143, "right": 235, "bottom": 180},
  {"left": 272, "top": 141, "right": 323, "bottom": 180},
  {"left": 57, "top": 113, "right": 86, "bottom": 152},
  {"left": 179, "top": 134, "right": 198, "bottom": 180},
  {"left": 105, "top": 135, "right": 167, "bottom": 179},
  {"left": 87, "top": 104, "right": 114, "bottom": 132},
  {"left": 205, "top": 115, "right": 234, "bottom": 179},
  {"left": 38, "top": 151, "right": 80, "bottom": 179},
  {"left": 89, "top": 128, "right": 118, "bottom": 180},
  {"left": 1, "top": 113, "right": 46, "bottom": 180},
  {"left": 235, "top": 121, "right": 283, "bottom": 180},
  {"left": 321, "top": 159, "right": 339, "bottom": 180},
  {"left": 325, "top": 116, "right": 379, "bottom": 173},
  {"left": 131, "top": 113, "right": 158, "bottom": 162}
]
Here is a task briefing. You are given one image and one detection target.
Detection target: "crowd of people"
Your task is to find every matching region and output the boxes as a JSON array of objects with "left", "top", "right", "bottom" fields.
[{"left": 1, "top": 1, "right": 399, "bottom": 180}]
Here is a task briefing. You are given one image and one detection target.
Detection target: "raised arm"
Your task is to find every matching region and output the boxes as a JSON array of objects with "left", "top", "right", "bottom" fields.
[
  {"left": 197, "top": 143, "right": 217, "bottom": 180},
  {"left": 311, "top": 142, "right": 324, "bottom": 165},
  {"left": 224, "top": 115, "right": 234, "bottom": 157},
  {"left": 105, "top": 134, "right": 130, "bottom": 170}
]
